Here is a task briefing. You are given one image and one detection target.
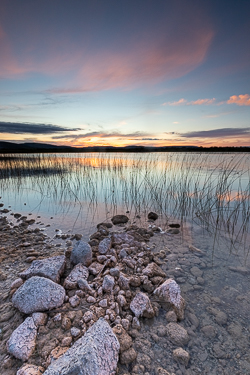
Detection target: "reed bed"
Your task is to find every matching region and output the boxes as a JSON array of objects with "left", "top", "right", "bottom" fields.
[{"left": 0, "top": 152, "right": 249, "bottom": 253}]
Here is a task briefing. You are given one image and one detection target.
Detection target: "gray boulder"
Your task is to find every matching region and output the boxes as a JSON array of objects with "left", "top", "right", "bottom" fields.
[
  {"left": 19, "top": 255, "right": 66, "bottom": 283},
  {"left": 7, "top": 317, "right": 37, "bottom": 361},
  {"left": 12, "top": 276, "right": 65, "bottom": 314},
  {"left": 43, "top": 318, "right": 120, "bottom": 375},
  {"left": 64, "top": 263, "right": 89, "bottom": 289},
  {"left": 70, "top": 240, "right": 92, "bottom": 266}
]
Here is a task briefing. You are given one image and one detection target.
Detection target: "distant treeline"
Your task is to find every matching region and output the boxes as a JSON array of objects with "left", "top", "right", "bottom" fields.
[{"left": 0, "top": 141, "right": 249, "bottom": 153}]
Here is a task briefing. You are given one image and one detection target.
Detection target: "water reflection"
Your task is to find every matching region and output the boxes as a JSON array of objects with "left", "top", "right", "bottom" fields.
[{"left": 0, "top": 152, "right": 249, "bottom": 251}]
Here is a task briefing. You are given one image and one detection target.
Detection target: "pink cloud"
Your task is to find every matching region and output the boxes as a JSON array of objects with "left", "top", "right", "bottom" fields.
[
  {"left": 165, "top": 98, "right": 216, "bottom": 106},
  {"left": 190, "top": 98, "right": 216, "bottom": 105},
  {"left": 227, "top": 94, "right": 250, "bottom": 106}
]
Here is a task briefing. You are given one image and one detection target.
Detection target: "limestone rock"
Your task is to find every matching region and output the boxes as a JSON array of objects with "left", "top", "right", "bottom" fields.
[
  {"left": 173, "top": 347, "right": 190, "bottom": 366},
  {"left": 142, "top": 262, "right": 166, "bottom": 278},
  {"left": 12, "top": 276, "right": 65, "bottom": 314},
  {"left": 19, "top": 255, "right": 66, "bottom": 283},
  {"left": 98, "top": 237, "right": 111, "bottom": 254},
  {"left": 17, "top": 364, "right": 44, "bottom": 375},
  {"left": 166, "top": 323, "right": 189, "bottom": 346},
  {"left": 111, "top": 215, "right": 129, "bottom": 225},
  {"left": 7, "top": 317, "right": 37, "bottom": 361},
  {"left": 64, "top": 263, "right": 89, "bottom": 289},
  {"left": 70, "top": 240, "right": 92, "bottom": 266},
  {"left": 43, "top": 318, "right": 120, "bottom": 375},
  {"left": 130, "top": 292, "right": 155, "bottom": 318}
]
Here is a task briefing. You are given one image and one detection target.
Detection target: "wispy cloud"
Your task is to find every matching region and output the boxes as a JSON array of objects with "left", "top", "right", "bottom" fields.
[
  {"left": 227, "top": 94, "right": 250, "bottom": 106},
  {"left": 0, "top": 121, "right": 81, "bottom": 134},
  {"left": 180, "top": 127, "right": 250, "bottom": 138},
  {"left": 163, "top": 98, "right": 216, "bottom": 106}
]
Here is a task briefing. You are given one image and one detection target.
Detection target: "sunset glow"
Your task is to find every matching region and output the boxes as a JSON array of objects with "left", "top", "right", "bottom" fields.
[{"left": 0, "top": 0, "right": 249, "bottom": 148}]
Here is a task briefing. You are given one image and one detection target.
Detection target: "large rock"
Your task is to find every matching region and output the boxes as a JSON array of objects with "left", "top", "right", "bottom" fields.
[
  {"left": 64, "top": 263, "right": 89, "bottom": 289},
  {"left": 12, "top": 276, "right": 65, "bottom": 314},
  {"left": 130, "top": 292, "right": 155, "bottom": 318},
  {"left": 7, "top": 317, "right": 37, "bottom": 361},
  {"left": 154, "top": 278, "right": 185, "bottom": 320},
  {"left": 111, "top": 215, "right": 129, "bottom": 225},
  {"left": 70, "top": 240, "right": 92, "bottom": 266},
  {"left": 43, "top": 318, "right": 120, "bottom": 375},
  {"left": 19, "top": 255, "right": 66, "bottom": 283}
]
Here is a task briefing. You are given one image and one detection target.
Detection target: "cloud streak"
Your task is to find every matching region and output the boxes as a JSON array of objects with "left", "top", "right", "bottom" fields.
[
  {"left": 180, "top": 127, "right": 250, "bottom": 138},
  {"left": 0, "top": 121, "right": 81, "bottom": 134}
]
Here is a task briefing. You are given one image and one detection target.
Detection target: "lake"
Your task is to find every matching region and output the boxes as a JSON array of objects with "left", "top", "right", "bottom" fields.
[{"left": 0, "top": 152, "right": 250, "bottom": 374}]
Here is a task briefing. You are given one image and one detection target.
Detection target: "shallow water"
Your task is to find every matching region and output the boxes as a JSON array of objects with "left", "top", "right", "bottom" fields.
[{"left": 0, "top": 152, "right": 250, "bottom": 374}]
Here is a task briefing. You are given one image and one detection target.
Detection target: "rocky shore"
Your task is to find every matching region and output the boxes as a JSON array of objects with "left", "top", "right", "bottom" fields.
[{"left": 1, "top": 210, "right": 250, "bottom": 374}]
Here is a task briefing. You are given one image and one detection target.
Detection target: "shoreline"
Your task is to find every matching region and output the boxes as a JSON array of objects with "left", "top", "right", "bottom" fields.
[{"left": 1, "top": 209, "right": 250, "bottom": 374}]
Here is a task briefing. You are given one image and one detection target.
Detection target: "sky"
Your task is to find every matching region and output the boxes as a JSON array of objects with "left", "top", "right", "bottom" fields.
[{"left": 0, "top": 0, "right": 250, "bottom": 147}]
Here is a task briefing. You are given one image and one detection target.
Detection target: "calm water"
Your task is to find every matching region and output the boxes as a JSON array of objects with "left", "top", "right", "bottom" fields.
[
  {"left": 0, "top": 152, "right": 249, "bottom": 243},
  {"left": 1, "top": 152, "right": 250, "bottom": 373}
]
